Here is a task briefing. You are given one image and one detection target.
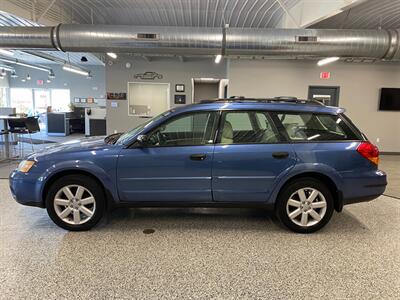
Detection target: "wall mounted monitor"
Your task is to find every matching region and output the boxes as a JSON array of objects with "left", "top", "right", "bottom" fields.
[{"left": 379, "top": 88, "right": 400, "bottom": 111}]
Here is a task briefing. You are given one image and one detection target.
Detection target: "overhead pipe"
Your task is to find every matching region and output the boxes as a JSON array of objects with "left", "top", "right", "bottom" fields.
[{"left": 0, "top": 24, "right": 399, "bottom": 60}]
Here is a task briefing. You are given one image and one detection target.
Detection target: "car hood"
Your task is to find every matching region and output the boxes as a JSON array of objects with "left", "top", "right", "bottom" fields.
[{"left": 28, "top": 136, "right": 109, "bottom": 159}]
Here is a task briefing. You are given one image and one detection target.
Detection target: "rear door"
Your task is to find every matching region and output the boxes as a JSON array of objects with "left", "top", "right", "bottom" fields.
[{"left": 212, "top": 110, "right": 296, "bottom": 202}]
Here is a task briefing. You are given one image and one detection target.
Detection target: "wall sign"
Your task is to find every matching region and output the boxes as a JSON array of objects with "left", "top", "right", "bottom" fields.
[
  {"left": 175, "top": 84, "right": 185, "bottom": 92},
  {"left": 134, "top": 71, "right": 163, "bottom": 80},
  {"left": 320, "top": 72, "right": 331, "bottom": 79},
  {"left": 174, "top": 94, "right": 186, "bottom": 104}
]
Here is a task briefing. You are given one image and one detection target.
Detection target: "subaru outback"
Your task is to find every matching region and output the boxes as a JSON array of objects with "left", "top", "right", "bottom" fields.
[{"left": 9, "top": 97, "right": 387, "bottom": 233}]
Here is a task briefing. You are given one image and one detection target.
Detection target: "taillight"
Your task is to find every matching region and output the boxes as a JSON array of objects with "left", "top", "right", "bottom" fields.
[{"left": 357, "top": 142, "right": 379, "bottom": 166}]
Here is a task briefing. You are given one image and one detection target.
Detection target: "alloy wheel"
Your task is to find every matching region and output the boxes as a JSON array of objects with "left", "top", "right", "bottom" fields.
[
  {"left": 53, "top": 185, "right": 96, "bottom": 225},
  {"left": 286, "top": 187, "right": 327, "bottom": 227}
]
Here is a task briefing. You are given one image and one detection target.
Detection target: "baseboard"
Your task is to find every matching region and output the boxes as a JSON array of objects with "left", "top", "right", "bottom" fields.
[{"left": 381, "top": 152, "right": 400, "bottom": 155}]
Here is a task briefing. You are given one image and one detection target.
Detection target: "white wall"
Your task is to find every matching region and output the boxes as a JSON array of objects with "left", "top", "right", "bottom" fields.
[
  {"left": 106, "top": 57, "right": 227, "bottom": 134},
  {"left": 228, "top": 59, "right": 400, "bottom": 152}
]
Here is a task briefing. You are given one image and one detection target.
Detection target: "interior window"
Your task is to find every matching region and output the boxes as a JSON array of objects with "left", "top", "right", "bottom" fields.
[
  {"left": 220, "top": 111, "right": 280, "bottom": 144},
  {"left": 277, "top": 112, "right": 359, "bottom": 141},
  {"left": 146, "top": 111, "right": 218, "bottom": 146}
]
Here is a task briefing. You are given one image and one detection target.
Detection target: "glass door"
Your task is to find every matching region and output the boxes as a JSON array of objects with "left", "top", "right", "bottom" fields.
[
  {"left": 10, "top": 88, "right": 33, "bottom": 115},
  {"left": 34, "top": 89, "right": 51, "bottom": 114}
]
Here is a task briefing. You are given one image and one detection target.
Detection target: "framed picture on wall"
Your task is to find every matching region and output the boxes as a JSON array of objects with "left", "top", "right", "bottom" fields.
[
  {"left": 174, "top": 94, "right": 186, "bottom": 104},
  {"left": 175, "top": 84, "right": 185, "bottom": 92},
  {"left": 107, "top": 92, "right": 127, "bottom": 100}
]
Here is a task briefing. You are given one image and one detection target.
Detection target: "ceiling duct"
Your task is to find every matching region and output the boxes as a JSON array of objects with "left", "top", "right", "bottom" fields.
[{"left": 0, "top": 25, "right": 399, "bottom": 60}]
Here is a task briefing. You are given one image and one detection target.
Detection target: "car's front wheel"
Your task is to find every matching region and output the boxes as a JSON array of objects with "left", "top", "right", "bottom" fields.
[
  {"left": 45, "top": 174, "right": 105, "bottom": 231},
  {"left": 276, "top": 178, "right": 334, "bottom": 233}
]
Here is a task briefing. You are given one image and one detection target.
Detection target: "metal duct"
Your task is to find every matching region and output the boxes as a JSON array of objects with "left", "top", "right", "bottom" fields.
[{"left": 0, "top": 24, "right": 399, "bottom": 60}]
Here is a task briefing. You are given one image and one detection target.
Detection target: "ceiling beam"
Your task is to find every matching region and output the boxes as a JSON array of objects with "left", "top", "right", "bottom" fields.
[
  {"left": 142, "top": 56, "right": 152, "bottom": 62},
  {"left": 37, "top": 0, "right": 57, "bottom": 22},
  {"left": 276, "top": 0, "right": 300, "bottom": 28},
  {"left": 278, "top": 0, "right": 368, "bottom": 28}
]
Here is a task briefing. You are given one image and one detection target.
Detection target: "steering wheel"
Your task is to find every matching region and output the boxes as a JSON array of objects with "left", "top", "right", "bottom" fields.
[{"left": 148, "top": 130, "right": 167, "bottom": 146}]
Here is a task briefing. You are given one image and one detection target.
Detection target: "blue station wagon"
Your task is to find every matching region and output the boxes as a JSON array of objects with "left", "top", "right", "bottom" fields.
[{"left": 9, "top": 97, "right": 387, "bottom": 233}]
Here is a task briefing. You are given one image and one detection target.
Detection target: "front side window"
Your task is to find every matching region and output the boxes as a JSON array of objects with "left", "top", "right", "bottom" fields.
[
  {"left": 219, "top": 111, "right": 281, "bottom": 144},
  {"left": 276, "top": 112, "right": 360, "bottom": 141},
  {"left": 146, "top": 111, "right": 219, "bottom": 147}
]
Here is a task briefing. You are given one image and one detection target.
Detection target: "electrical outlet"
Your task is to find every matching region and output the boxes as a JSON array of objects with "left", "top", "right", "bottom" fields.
[{"left": 376, "top": 138, "right": 380, "bottom": 143}]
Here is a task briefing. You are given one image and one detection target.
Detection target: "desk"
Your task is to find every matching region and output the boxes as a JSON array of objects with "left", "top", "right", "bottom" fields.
[{"left": 0, "top": 115, "right": 26, "bottom": 159}]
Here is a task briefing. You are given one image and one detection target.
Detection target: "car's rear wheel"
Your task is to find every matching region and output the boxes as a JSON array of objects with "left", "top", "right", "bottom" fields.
[
  {"left": 45, "top": 175, "right": 105, "bottom": 231},
  {"left": 276, "top": 178, "right": 334, "bottom": 233}
]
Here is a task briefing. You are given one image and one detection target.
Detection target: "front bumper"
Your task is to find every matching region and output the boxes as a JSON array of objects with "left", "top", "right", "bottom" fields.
[{"left": 9, "top": 170, "right": 44, "bottom": 208}]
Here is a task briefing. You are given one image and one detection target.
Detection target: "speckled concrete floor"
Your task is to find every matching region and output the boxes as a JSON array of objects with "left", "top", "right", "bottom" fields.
[{"left": 1, "top": 180, "right": 399, "bottom": 299}]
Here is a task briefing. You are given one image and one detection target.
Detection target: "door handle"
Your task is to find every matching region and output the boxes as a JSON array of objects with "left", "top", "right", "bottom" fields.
[
  {"left": 190, "top": 154, "right": 207, "bottom": 161},
  {"left": 272, "top": 152, "right": 289, "bottom": 159}
]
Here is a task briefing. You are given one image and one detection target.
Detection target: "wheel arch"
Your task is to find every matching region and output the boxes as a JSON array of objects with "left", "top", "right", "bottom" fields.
[
  {"left": 41, "top": 169, "right": 115, "bottom": 209},
  {"left": 275, "top": 172, "right": 343, "bottom": 212}
]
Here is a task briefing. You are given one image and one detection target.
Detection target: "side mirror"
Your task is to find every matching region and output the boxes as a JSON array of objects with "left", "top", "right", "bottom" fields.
[{"left": 136, "top": 134, "right": 148, "bottom": 145}]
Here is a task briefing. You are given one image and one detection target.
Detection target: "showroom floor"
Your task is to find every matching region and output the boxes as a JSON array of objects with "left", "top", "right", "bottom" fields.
[{"left": 1, "top": 180, "right": 399, "bottom": 299}]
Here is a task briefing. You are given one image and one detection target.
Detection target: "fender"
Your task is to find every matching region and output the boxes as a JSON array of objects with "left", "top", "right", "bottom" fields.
[
  {"left": 37, "top": 160, "right": 119, "bottom": 205},
  {"left": 268, "top": 162, "right": 344, "bottom": 204}
]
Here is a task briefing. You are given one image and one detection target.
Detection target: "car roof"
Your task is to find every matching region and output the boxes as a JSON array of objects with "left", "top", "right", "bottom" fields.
[{"left": 173, "top": 97, "right": 345, "bottom": 115}]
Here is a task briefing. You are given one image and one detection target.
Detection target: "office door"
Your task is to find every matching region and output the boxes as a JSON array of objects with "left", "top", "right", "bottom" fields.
[{"left": 308, "top": 86, "right": 340, "bottom": 106}]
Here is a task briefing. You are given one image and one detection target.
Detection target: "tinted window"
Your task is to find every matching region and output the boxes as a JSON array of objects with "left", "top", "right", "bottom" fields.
[
  {"left": 276, "top": 112, "right": 359, "bottom": 141},
  {"left": 220, "top": 111, "right": 280, "bottom": 144},
  {"left": 146, "top": 111, "right": 218, "bottom": 146}
]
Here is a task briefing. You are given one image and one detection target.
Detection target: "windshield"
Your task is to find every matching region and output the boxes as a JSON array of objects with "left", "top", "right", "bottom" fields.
[{"left": 116, "top": 110, "right": 173, "bottom": 144}]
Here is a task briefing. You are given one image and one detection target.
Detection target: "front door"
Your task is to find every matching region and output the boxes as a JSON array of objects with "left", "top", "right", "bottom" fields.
[
  {"left": 117, "top": 111, "right": 219, "bottom": 202},
  {"left": 308, "top": 86, "right": 340, "bottom": 106},
  {"left": 212, "top": 111, "right": 296, "bottom": 202}
]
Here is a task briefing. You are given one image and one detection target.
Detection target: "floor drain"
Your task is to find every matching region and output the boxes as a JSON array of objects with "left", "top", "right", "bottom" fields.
[{"left": 143, "top": 229, "right": 155, "bottom": 234}]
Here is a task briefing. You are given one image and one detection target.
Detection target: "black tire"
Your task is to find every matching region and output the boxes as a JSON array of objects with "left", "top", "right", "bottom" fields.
[
  {"left": 45, "top": 174, "right": 105, "bottom": 231},
  {"left": 275, "top": 178, "right": 334, "bottom": 233}
]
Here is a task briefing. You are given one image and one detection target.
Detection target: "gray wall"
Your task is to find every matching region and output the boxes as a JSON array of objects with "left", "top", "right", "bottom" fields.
[
  {"left": 228, "top": 59, "right": 400, "bottom": 152},
  {"left": 9, "top": 64, "right": 106, "bottom": 102},
  {"left": 106, "top": 57, "right": 227, "bottom": 134}
]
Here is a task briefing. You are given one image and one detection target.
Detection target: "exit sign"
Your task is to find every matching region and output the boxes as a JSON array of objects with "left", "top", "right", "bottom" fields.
[
  {"left": 320, "top": 72, "right": 331, "bottom": 79},
  {"left": 36, "top": 79, "right": 44, "bottom": 85}
]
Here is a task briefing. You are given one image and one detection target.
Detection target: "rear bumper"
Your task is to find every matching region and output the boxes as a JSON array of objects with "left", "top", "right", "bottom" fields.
[{"left": 341, "top": 169, "right": 387, "bottom": 206}]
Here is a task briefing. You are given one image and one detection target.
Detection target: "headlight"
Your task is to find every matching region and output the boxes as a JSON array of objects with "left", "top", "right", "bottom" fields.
[{"left": 17, "top": 160, "right": 35, "bottom": 173}]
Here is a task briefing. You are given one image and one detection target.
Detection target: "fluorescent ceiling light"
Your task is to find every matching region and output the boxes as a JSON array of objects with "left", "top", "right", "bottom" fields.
[
  {"left": 215, "top": 54, "right": 222, "bottom": 64},
  {"left": 0, "top": 49, "right": 14, "bottom": 56},
  {"left": 317, "top": 57, "right": 340, "bottom": 66},
  {"left": 107, "top": 52, "right": 117, "bottom": 59},
  {"left": 63, "top": 64, "right": 89, "bottom": 76}
]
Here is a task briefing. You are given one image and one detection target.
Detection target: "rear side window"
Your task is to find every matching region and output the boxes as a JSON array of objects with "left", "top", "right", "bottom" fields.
[
  {"left": 219, "top": 111, "right": 281, "bottom": 144},
  {"left": 275, "top": 112, "right": 360, "bottom": 141}
]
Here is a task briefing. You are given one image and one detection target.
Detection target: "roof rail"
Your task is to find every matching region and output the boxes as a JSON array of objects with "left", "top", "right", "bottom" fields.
[{"left": 199, "top": 96, "right": 324, "bottom": 106}]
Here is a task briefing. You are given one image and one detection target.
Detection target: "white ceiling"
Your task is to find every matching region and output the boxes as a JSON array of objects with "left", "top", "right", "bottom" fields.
[
  {"left": 311, "top": 0, "right": 400, "bottom": 29},
  {"left": 9, "top": 0, "right": 301, "bottom": 28}
]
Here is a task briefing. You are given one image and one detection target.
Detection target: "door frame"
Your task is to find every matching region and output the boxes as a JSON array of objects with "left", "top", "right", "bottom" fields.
[
  {"left": 127, "top": 81, "right": 170, "bottom": 117},
  {"left": 308, "top": 85, "right": 340, "bottom": 106}
]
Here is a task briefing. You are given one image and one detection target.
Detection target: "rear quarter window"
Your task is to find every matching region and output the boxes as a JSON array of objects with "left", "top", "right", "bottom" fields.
[{"left": 275, "top": 112, "right": 360, "bottom": 141}]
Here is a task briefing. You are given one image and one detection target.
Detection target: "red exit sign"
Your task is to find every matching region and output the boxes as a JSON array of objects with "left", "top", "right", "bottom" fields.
[
  {"left": 36, "top": 79, "right": 44, "bottom": 85},
  {"left": 320, "top": 72, "right": 331, "bottom": 79}
]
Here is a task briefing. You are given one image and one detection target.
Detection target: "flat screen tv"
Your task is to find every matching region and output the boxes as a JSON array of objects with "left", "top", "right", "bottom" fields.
[{"left": 379, "top": 88, "right": 400, "bottom": 111}]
